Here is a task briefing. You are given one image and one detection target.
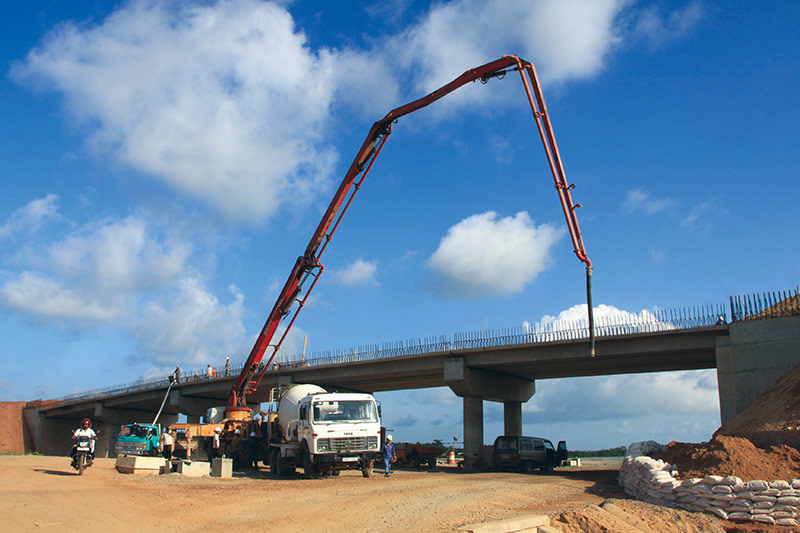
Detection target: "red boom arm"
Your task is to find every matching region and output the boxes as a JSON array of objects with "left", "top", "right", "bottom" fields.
[{"left": 228, "top": 55, "right": 594, "bottom": 408}]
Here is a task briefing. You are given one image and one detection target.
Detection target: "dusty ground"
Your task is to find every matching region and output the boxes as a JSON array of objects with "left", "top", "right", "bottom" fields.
[{"left": 1, "top": 455, "right": 732, "bottom": 533}]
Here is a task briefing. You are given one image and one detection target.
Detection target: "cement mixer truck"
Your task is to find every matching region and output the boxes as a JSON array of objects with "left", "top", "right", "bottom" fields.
[{"left": 267, "top": 384, "right": 381, "bottom": 478}]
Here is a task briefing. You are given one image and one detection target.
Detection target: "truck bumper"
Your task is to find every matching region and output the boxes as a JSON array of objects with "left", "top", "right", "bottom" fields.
[{"left": 315, "top": 451, "right": 380, "bottom": 468}]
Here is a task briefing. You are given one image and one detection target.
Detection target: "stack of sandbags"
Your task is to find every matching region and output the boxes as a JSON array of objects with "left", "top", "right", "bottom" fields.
[
  {"left": 619, "top": 441, "right": 800, "bottom": 526},
  {"left": 618, "top": 454, "right": 680, "bottom": 506}
]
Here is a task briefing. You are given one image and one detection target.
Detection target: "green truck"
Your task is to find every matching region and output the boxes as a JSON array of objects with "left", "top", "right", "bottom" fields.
[{"left": 115, "top": 423, "right": 161, "bottom": 456}]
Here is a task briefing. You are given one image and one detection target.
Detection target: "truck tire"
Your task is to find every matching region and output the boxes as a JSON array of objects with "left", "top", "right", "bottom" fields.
[
  {"left": 361, "top": 460, "right": 373, "bottom": 478},
  {"left": 427, "top": 457, "right": 437, "bottom": 470},
  {"left": 302, "top": 451, "right": 319, "bottom": 479},
  {"left": 269, "top": 449, "right": 279, "bottom": 477},
  {"left": 522, "top": 461, "right": 533, "bottom": 474}
]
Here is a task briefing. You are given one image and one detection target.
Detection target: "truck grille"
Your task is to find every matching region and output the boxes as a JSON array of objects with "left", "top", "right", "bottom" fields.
[{"left": 331, "top": 436, "right": 378, "bottom": 452}]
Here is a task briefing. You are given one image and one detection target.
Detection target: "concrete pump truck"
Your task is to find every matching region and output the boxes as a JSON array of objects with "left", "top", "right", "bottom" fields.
[{"left": 176, "top": 55, "right": 593, "bottom": 477}]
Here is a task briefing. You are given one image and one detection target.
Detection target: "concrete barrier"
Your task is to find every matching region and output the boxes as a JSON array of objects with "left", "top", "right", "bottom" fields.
[
  {"left": 211, "top": 457, "right": 232, "bottom": 478},
  {"left": 175, "top": 460, "right": 211, "bottom": 477},
  {"left": 457, "top": 514, "right": 550, "bottom": 533},
  {"left": 115, "top": 455, "right": 166, "bottom": 475}
]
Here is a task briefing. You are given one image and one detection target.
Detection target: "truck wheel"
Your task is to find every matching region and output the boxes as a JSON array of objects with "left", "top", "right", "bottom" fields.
[
  {"left": 269, "top": 449, "right": 279, "bottom": 477},
  {"left": 361, "top": 460, "right": 373, "bottom": 478},
  {"left": 522, "top": 461, "right": 533, "bottom": 474},
  {"left": 427, "top": 458, "right": 437, "bottom": 470},
  {"left": 330, "top": 470, "right": 340, "bottom": 476},
  {"left": 302, "top": 452, "right": 319, "bottom": 479}
]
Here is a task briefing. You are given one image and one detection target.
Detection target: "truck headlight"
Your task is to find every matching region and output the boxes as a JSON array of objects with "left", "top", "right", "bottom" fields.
[{"left": 317, "top": 438, "right": 331, "bottom": 452}]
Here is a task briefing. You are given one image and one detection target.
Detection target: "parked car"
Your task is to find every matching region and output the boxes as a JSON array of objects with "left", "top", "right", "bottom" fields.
[{"left": 492, "top": 435, "right": 567, "bottom": 473}]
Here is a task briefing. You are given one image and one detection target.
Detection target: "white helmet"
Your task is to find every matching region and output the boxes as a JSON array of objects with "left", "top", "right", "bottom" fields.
[
  {"left": 214, "top": 427, "right": 222, "bottom": 433},
  {"left": 386, "top": 434, "right": 393, "bottom": 441}
]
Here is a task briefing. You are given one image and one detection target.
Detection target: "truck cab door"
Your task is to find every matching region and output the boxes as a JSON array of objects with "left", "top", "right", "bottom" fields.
[
  {"left": 297, "top": 405, "right": 310, "bottom": 437},
  {"left": 557, "top": 440, "right": 568, "bottom": 463}
]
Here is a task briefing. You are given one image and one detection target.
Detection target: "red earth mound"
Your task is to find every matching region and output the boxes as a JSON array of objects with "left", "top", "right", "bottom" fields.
[
  {"left": 651, "top": 434, "right": 800, "bottom": 481},
  {"left": 0, "top": 402, "right": 28, "bottom": 454}
]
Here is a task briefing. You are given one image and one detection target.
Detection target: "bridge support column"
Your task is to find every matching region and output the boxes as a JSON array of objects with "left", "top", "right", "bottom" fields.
[
  {"left": 463, "top": 396, "right": 483, "bottom": 470},
  {"left": 444, "top": 356, "right": 534, "bottom": 470},
  {"left": 504, "top": 401, "right": 522, "bottom": 437}
]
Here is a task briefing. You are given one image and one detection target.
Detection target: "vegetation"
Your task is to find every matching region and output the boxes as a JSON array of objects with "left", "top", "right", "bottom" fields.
[{"left": 569, "top": 446, "right": 627, "bottom": 458}]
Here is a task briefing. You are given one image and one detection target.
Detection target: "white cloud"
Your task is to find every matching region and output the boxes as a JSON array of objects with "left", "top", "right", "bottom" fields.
[
  {"left": 12, "top": 0, "right": 339, "bottom": 223},
  {"left": 426, "top": 211, "right": 563, "bottom": 298},
  {"left": 393, "top": 413, "right": 420, "bottom": 427},
  {"left": 10, "top": 0, "right": 703, "bottom": 227},
  {"left": 0, "top": 271, "right": 119, "bottom": 321},
  {"left": 633, "top": 0, "right": 705, "bottom": 51},
  {"left": 0, "top": 199, "right": 245, "bottom": 366},
  {"left": 133, "top": 280, "right": 245, "bottom": 365},
  {"left": 0, "top": 194, "right": 62, "bottom": 239},
  {"left": 525, "top": 303, "right": 677, "bottom": 334},
  {"left": 681, "top": 201, "right": 712, "bottom": 228},
  {"left": 334, "top": 258, "right": 378, "bottom": 287},
  {"left": 649, "top": 247, "right": 665, "bottom": 264},
  {"left": 392, "top": 0, "right": 626, "bottom": 103},
  {"left": 46, "top": 216, "right": 191, "bottom": 291},
  {"left": 0, "top": 212, "right": 192, "bottom": 323},
  {"left": 621, "top": 188, "right": 678, "bottom": 215}
]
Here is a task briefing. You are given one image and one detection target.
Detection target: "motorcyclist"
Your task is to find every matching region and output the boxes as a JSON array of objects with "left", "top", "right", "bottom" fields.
[{"left": 71, "top": 418, "right": 97, "bottom": 464}]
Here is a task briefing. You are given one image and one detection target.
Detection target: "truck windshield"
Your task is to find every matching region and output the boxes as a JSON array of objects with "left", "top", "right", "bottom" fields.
[
  {"left": 312, "top": 400, "right": 378, "bottom": 423},
  {"left": 119, "top": 425, "right": 149, "bottom": 438}
]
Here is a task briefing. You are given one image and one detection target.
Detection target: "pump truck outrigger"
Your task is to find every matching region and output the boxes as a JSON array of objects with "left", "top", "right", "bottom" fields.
[{"left": 219, "top": 55, "right": 594, "bottom": 472}]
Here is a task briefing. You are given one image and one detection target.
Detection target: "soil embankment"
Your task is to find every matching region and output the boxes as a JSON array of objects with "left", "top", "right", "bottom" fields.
[{"left": 0, "top": 401, "right": 28, "bottom": 454}]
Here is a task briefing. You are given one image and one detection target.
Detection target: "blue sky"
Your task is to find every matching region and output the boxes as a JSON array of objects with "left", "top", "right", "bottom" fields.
[{"left": 1, "top": 1, "right": 798, "bottom": 450}]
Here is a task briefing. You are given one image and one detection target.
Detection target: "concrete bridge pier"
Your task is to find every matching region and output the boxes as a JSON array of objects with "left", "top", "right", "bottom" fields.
[
  {"left": 504, "top": 401, "right": 523, "bottom": 436},
  {"left": 445, "top": 357, "right": 534, "bottom": 470}
]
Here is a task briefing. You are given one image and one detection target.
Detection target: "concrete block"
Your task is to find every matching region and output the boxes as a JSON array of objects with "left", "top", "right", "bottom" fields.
[
  {"left": 175, "top": 460, "right": 211, "bottom": 477},
  {"left": 458, "top": 514, "right": 550, "bottom": 533},
  {"left": 115, "top": 455, "right": 166, "bottom": 475},
  {"left": 536, "top": 526, "right": 564, "bottom": 533},
  {"left": 211, "top": 457, "right": 233, "bottom": 478}
]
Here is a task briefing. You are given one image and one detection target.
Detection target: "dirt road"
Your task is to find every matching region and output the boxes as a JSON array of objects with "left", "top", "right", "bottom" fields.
[{"left": 2, "top": 455, "right": 626, "bottom": 532}]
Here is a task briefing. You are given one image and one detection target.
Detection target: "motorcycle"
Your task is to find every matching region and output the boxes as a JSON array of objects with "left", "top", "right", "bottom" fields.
[{"left": 71, "top": 435, "right": 94, "bottom": 475}]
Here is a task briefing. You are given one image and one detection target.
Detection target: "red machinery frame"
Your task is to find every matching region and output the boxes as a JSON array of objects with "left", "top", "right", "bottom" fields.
[{"left": 228, "top": 54, "right": 594, "bottom": 409}]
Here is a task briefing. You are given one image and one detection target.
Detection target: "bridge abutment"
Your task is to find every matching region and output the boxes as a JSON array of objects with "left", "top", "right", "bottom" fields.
[
  {"left": 716, "top": 316, "right": 800, "bottom": 424},
  {"left": 445, "top": 357, "right": 534, "bottom": 469}
]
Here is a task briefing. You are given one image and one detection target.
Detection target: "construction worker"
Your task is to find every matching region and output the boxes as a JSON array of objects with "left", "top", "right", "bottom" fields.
[
  {"left": 381, "top": 434, "right": 396, "bottom": 477},
  {"left": 248, "top": 431, "right": 260, "bottom": 470},
  {"left": 161, "top": 426, "right": 174, "bottom": 460},
  {"left": 210, "top": 427, "right": 222, "bottom": 460},
  {"left": 225, "top": 357, "right": 231, "bottom": 377}
]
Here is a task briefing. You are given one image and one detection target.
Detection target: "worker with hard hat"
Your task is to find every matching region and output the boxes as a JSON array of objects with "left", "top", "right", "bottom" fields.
[
  {"left": 380, "top": 434, "right": 396, "bottom": 477},
  {"left": 209, "top": 426, "right": 223, "bottom": 461}
]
